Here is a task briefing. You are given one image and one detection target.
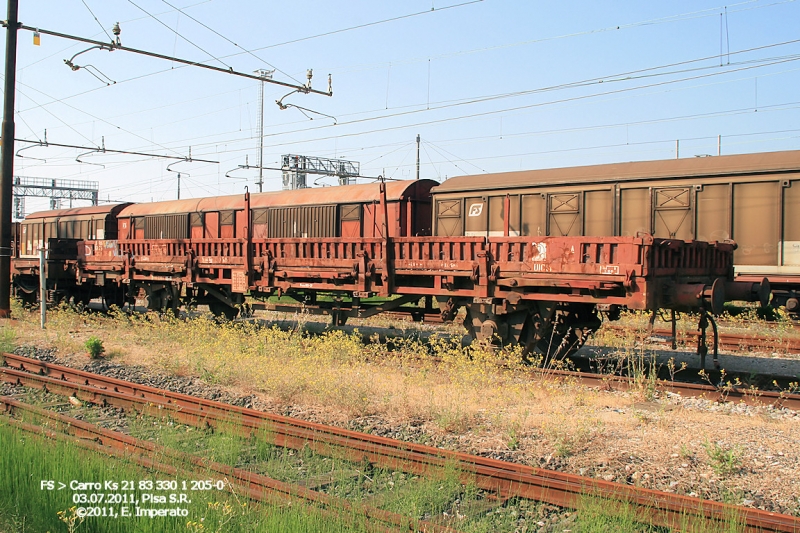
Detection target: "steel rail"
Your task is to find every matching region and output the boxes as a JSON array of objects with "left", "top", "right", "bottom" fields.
[
  {"left": 0, "top": 396, "right": 456, "bottom": 533},
  {"left": 528, "top": 366, "right": 800, "bottom": 410},
  {"left": 385, "top": 311, "right": 800, "bottom": 352},
  {"left": 2, "top": 353, "right": 798, "bottom": 532},
  {"left": 642, "top": 326, "right": 800, "bottom": 355},
  {"left": 377, "top": 311, "right": 800, "bottom": 354},
  {"left": 371, "top": 315, "right": 800, "bottom": 406}
]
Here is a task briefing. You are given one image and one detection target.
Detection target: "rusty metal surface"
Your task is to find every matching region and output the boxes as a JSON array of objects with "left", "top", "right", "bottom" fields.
[
  {"left": 118, "top": 180, "right": 437, "bottom": 217},
  {"left": 432, "top": 150, "right": 800, "bottom": 194},
  {"left": 535, "top": 366, "right": 800, "bottom": 411},
  {"left": 117, "top": 194, "right": 242, "bottom": 218},
  {"left": 74, "top": 233, "right": 744, "bottom": 311},
  {"left": 22, "top": 203, "right": 132, "bottom": 220},
  {"left": 0, "top": 398, "right": 451, "bottom": 533},
  {"left": 2, "top": 354, "right": 798, "bottom": 532},
  {"left": 267, "top": 204, "right": 337, "bottom": 238},
  {"left": 632, "top": 326, "right": 800, "bottom": 358}
]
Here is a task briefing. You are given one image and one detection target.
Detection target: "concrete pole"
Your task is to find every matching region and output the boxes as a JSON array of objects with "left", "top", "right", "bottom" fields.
[{"left": 0, "top": 0, "right": 19, "bottom": 318}]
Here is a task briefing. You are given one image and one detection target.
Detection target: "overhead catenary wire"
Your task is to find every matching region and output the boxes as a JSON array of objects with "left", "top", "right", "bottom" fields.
[
  {"left": 423, "top": 138, "right": 487, "bottom": 173},
  {"left": 159, "top": 0, "right": 302, "bottom": 86},
  {"left": 66, "top": 43, "right": 800, "bottom": 161},
  {"left": 311, "top": 0, "right": 796, "bottom": 74},
  {"left": 12, "top": 3, "right": 800, "bottom": 202},
  {"left": 14, "top": 12, "right": 799, "bottom": 148},
  {"left": 17, "top": 0, "right": 783, "bottom": 124},
  {"left": 239, "top": 0, "right": 484, "bottom": 54},
  {"left": 14, "top": 77, "right": 188, "bottom": 157},
  {"left": 80, "top": 0, "right": 113, "bottom": 42},
  {"left": 251, "top": 58, "right": 800, "bottom": 147},
  {"left": 128, "top": 0, "right": 232, "bottom": 70},
  {"left": 17, "top": 0, "right": 215, "bottom": 72}
]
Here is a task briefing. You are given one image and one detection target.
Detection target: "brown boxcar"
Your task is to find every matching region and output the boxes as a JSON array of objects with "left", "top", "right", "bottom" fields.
[
  {"left": 17, "top": 203, "right": 131, "bottom": 258},
  {"left": 12, "top": 203, "right": 133, "bottom": 305},
  {"left": 430, "top": 150, "right": 800, "bottom": 310},
  {"left": 116, "top": 179, "right": 437, "bottom": 242}
]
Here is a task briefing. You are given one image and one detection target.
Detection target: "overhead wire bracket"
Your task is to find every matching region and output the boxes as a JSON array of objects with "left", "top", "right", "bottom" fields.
[
  {"left": 75, "top": 136, "right": 106, "bottom": 168},
  {"left": 225, "top": 155, "right": 252, "bottom": 180},
  {"left": 16, "top": 129, "right": 48, "bottom": 162},
  {"left": 64, "top": 44, "right": 117, "bottom": 85},
  {"left": 276, "top": 73, "right": 337, "bottom": 123}
]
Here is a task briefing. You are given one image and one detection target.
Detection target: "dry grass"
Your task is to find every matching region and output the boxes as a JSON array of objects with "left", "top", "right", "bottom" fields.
[{"left": 3, "top": 301, "right": 800, "bottom": 515}]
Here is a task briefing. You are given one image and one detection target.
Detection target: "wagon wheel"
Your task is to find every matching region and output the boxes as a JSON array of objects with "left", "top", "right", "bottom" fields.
[
  {"left": 144, "top": 285, "right": 181, "bottom": 317},
  {"left": 516, "top": 303, "right": 557, "bottom": 364},
  {"left": 19, "top": 291, "right": 38, "bottom": 306},
  {"left": 239, "top": 302, "right": 254, "bottom": 319},
  {"left": 535, "top": 303, "right": 601, "bottom": 363},
  {"left": 166, "top": 284, "right": 182, "bottom": 317},
  {"left": 102, "top": 286, "right": 127, "bottom": 310},
  {"left": 14, "top": 285, "right": 38, "bottom": 307},
  {"left": 463, "top": 301, "right": 558, "bottom": 363},
  {"left": 331, "top": 309, "right": 348, "bottom": 326},
  {"left": 208, "top": 301, "right": 239, "bottom": 321},
  {"left": 74, "top": 290, "right": 94, "bottom": 309}
]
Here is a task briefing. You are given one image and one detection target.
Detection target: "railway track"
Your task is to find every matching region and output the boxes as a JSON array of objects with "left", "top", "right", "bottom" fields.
[
  {"left": 605, "top": 325, "right": 800, "bottom": 356},
  {"left": 531, "top": 366, "right": 800, "bottom": 411},
  {"left": 312, "top": 313, "right": 800, "bottom": 408},
  {"left": 380, "top": 311, "right": 800, "bottom": 355},
  {"left": 2, "top": 352, "right": 799, "bottom": 532},
  {"left": 0, "top": 397, "right": 454, "bottom": 533}
]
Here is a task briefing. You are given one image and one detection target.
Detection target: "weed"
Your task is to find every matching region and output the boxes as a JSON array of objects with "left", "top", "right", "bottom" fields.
[
  {"left": 628, "top": 351, "right": 658, "bottom": 401},
  {"left": 84, "top": 335, "right": 104, "bottom": 359},
  {"left": 543, "top": 418, "right": 590, "bottom": 458},
  {"left": 0, "top": 421, "right": 370, "bottom": 532},
  {"left": 56, "top": 506, "right": 84, "bottom": 533},
  {"left": 666, "top": 357, "right": 687, "bottom": 381},
  {"left": 775, "top": 379, "right": 800, "bottom": 398},
  {"left": 433, "top": 403, "right": 474, "bottom": 433},
  {"left": 679, "top": 443, "right": 695, "bottom": 460},
  {"left": 506, "top": 425, "right": 520, "bottom": 451},
  {"left": 704, "top": 441, "right": 742, "bottom": 477},
  {"left": 0, "top": 327, "right": 15, "bottom": 353},
  {"left": 572, "top": 496, "right": 641, "bottom": 533}
]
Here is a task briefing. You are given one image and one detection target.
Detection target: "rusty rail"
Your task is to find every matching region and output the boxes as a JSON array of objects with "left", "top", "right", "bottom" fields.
[
  {"left": 638, "top": 326, "right": 800, "bottom": 356},
  {"left": 0, "top": 397, "right": 454, "bottom": 533},
  {"left": 383, "top": 311, "right": 800, "bottom": 355},
  {"left": 530, "top": 366, "right": 800, "bottom": 410},
  {"left": 2, "top": 353, "right": 798, "bottom": 532}
]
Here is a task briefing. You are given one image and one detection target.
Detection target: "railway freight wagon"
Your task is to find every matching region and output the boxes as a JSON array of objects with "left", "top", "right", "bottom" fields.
[
  {"left": 430, "top": 150, "right": 800, "bottom": 313},
  {"left": 11, "top": 174, "right": 768, "bottom": 360},
  {"left": 30, "top": 180, "right": 437, "bottom": 316},
  {"left": 13, "top": 203, "right": 132, "bottom": 305}
]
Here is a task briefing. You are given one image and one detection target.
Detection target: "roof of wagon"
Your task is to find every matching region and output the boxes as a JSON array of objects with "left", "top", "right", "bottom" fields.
[
  {"left": 118, "top": 179, "right": 439, "bottom": 217},
  {"left": 431, "top": 150, "right": 800, "bottom": 194},
  {"left": 24, "top": 203, "right": 132, "bottom": 220}
]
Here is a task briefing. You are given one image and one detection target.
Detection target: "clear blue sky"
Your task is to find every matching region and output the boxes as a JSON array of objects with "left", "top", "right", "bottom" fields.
[{"left": 7, "top": 0, "right": 800, "bottom": 211}]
